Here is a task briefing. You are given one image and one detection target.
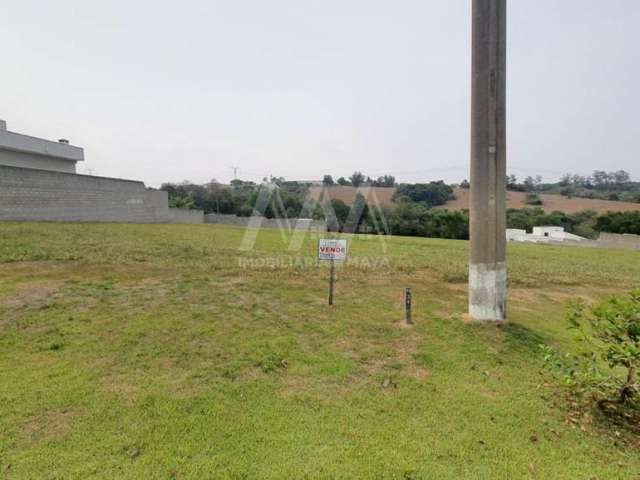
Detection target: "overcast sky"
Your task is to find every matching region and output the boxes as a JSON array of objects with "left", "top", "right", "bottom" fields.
[{"left": 1, "top": 1, "right": 639, "bottom": 186}]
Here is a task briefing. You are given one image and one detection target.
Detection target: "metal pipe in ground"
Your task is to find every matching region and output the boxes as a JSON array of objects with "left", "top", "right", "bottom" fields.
[{"left": 405, "top": 287, "right": 413, "bottom": 325}]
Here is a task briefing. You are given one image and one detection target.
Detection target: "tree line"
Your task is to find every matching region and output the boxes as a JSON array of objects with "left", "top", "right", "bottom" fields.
[
  {"left": 358, "top": 207, "right": 640, "bottom": 240},
  {"left": 161, "top": 176, "right": 640, "bottom": 240},
  {"left": 485, "top": 170, "right": 640, "bottom": 204},
  {"left": 322, "top": 172, "right": 396, "bottom": 188}
]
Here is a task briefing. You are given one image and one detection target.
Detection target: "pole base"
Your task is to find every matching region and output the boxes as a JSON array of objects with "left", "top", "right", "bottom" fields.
[{"left": 469, "top": 262, "right": 507, "bottom": 322}]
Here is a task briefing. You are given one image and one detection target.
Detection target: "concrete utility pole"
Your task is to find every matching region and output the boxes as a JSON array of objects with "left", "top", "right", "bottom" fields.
[{"left": 469, "top": 0, "right": 507, "bottom": 322}]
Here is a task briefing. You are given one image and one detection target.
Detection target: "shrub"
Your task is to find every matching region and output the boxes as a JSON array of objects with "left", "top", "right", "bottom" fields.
[
  {"left": 542, "top": 291, "right": 640, "bottom": 422},
  {"left": 393, "top": 181, "right": 455, "bottom": 207},
  {"left": 525, "top": 193, "right": 543, "bottom": 206},
  {"left": 595, "top": 211, "right": 640, "bottom": 235},
  {"left": 379, "top": 202, "right": 469, "bottom": 240},
  {"left": 349, "top": 171, "right": 366, "bottom": 187},
  {"left": 560, "top": 186, "right": 574, "bottom": 198},
  {"left": 322, "top": 175, "right": 334, "bottom": 185},
  {"left": 168, "top": 196, "right": 195, "bottom": 209},
  {"left": 326, "top": 199, "right": 350, "bottom": 232},
  {"left": 371, "top": 175, "right": 396, "bottom": 187}
]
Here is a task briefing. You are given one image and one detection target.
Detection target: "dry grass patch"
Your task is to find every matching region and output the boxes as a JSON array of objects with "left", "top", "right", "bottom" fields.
[
  {"left": 19, "top": 408, "right": 82, "bottom": 442},
  {"left": 3, "top": 282, "right": 63, "bottom": 310}
]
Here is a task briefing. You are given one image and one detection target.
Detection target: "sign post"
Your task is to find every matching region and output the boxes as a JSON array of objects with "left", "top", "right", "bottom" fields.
[
  {"left": 404, "top": 287, "right": 413, "bottom": 325},
  {"left": 318, "top": 239, "right": 348, "bottom": 306},
  {"left": 328, "top": 259, "right": 335, "bottom": 305}
]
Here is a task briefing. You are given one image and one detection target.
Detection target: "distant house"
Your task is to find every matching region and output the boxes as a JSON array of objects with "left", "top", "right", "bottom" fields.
[
  {"left": 507, "top": 226, "right": 587, "bottom": 244},
  {"left": 0, "top": 117, "right": 203, "bottom": 224},
  {"left": 0, "top": 119, "right": 84, "bottom": 173}
]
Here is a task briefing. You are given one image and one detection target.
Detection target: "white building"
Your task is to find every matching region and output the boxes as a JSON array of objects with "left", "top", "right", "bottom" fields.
[
  {"left": 0, "top": 119, "right": 84, "bottom": 173},
  {"left": 507, "top": 226, "right": 587, "bottom": 244},
  {"left": 506, "top": 229, "right": 527, "bottom": 242}
]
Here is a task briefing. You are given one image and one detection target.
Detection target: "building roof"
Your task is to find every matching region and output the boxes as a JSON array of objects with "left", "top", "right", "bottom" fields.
[{"left": 0, "top": 123, "right": 84, "bottom": 163}]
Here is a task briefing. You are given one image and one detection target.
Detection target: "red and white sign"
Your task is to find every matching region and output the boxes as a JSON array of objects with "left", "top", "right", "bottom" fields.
[{"left": 318, "top": 239, "right": 348, "bottom": 261}]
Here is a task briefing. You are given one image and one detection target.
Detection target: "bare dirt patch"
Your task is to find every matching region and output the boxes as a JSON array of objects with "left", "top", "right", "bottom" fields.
[
  {"left": 0, "top": 282, "right": 63, "bottom": 327},
  {"left": 396, "top": 335, "right": 430, "bottom": 381},
  {"left": 511, "top": 286, "right": 622, "bottom": 306},
  {"left": 308, "top": 185, "right": 396, "bottom": 206},
  {"left": 99, "top": 374, "right": 142, "bottom": 407},
  {"left": 19, "top": 408, "right": 81, "bottom": 442},
  {"left": 3, "top": 282, "right": 62, "bottom": 309}
]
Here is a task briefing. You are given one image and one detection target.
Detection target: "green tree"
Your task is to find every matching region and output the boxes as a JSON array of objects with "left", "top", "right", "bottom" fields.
[
  {"left": 372, "top": 175, "right": 396, "bottom": 187},
  {"left": 324, "top": 199, "right": 350, "bottom": 232},
  {"left": 393, "top": 181, "right": 455, "bottom": 207},
  {"left": 523, "top": 175, "right": 542, "bottom": 192},
  {"left": 380, "top": 201, "right": 469, "bottom": 240},
  {"left": 169, "top": 196, "right": 196, "bottom": 209},
  {"left": 322, "top": 175, "right": 335, "bottom": 186},
  {"left": 349, "top": 171, "right": 366, "bottom": 188},
  {"left": 525, "top": 193, "right": 543, "bottom": 206},
  {"left": 595, "top": 211, "right": 640, "bottom": 235},
  {"left": 344, "top": 193, "right": 369, "bottom": 233}
]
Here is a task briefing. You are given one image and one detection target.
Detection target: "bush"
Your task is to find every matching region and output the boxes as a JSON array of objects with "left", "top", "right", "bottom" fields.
[
  {"left": 168, "top": 196, "right": 195, "bottom": 209},
  {"left": 393, "top": 181, "right": 455, "bottom": 207},
  {"left": 349, "top": 171, "right": 366, "bottom": 188},
  {"left": 371, "top": 175, "right": 396, "bottom": 187},
  {"left": 595, "top": 211, "right": 640, "bottom": 235},
  {"left": 379, "top": 202, "right": 469, "bottom": 240},
  {"left": 542, "top": 291, "right": 640, "bottom": 424},
  {"left": 322, "top": 175, "right": 334, "bottom": 185},
  {"left": 348, "top": 193, "right": 369, "bottom": 233},
  {"left": 525, "top": 193, "right": 543, "bottom": 206},
  {"left": 560, "top": 186, "right": 574, "bottom": 198},
  {"left": 325, "top": 199, "right": 350, "bottom": 232}
]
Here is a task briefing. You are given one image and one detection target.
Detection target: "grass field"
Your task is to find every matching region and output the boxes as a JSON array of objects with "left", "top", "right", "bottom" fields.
[
  {"left": 1, "top": 222, "right": 639, "bottom": 479},
  {"left": 445, "top": 188, "right": 640, "bottom": 214},
  {"left": 311, "top": 185, "right": 640, "bottom": 214}
]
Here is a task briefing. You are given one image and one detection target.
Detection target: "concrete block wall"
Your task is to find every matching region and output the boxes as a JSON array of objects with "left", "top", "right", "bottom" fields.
[
  {"left": 598, "top": 232, "right": 640, "bottom": 251},
  {"left": 204, "top": 213, "right": 326, "bottom": 232},
  {"left": 204, "top": 213, "right": 252, "bottom": 227},
  {"left": 0, "top": 165, "right": 174, "bottom": 223},
  {"left": 167, "top": 208, "right": 205, "bottom": 224}
]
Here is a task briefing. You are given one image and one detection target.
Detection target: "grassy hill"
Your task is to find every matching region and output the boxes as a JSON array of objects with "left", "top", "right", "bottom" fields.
[
  {"left": 1, "top": 223, "right": 639, "bottom": 479},
  {"left": 445, "top": 188, "right": 640, "bottom": 214},
  {"left": 309, "top": 185, "right": 640, "bottom": 214},
  {"left": 308, "top": 185, "right": 397, "bottom": 206}
]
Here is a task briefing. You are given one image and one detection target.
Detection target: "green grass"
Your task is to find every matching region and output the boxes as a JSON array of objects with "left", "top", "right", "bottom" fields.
[{"left": 0, "top": 222, "right": 639, "bottom": 479}]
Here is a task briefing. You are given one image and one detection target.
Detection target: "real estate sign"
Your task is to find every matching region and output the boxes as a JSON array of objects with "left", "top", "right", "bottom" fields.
[{"left": 318, "top": 239, "right": 348, "bottom": 262}]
